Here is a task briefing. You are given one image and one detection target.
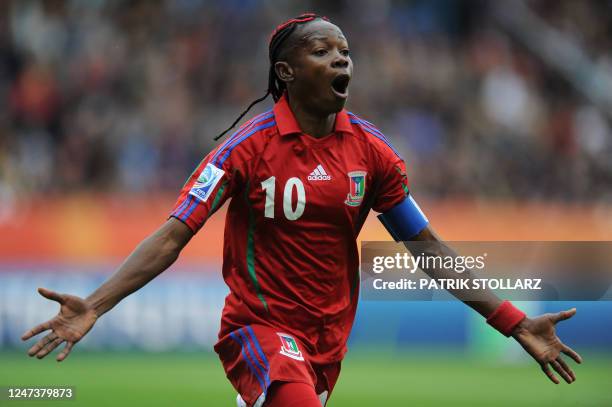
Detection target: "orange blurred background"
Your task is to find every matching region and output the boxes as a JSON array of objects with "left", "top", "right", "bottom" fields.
[{"left": 3, "top": 196, "right": 612, "bottom": 265}]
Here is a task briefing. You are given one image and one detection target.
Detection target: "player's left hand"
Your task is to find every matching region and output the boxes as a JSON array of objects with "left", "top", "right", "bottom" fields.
[{"left": 512, "top": 308, "right": 582, "bottom": 384}]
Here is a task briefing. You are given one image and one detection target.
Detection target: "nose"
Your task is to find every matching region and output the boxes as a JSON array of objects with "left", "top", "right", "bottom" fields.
[{"left": 331, "top": 51, "right": 349, "bottom": 69}]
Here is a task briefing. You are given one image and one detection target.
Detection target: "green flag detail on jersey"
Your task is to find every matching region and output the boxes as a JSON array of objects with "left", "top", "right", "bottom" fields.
[
  {"left": 345, "top": 171, "right": 367, "bottom": 206},
  {"left": 277, "top": 333, "right": 304, "bottom": 361}
]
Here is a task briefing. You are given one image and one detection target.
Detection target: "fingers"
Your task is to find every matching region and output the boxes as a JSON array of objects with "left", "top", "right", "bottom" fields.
[
  {"left": 551, "top": 359, "right": 573, "bottom": 384},
  {"left": 542, "top": 353, "right": 579, "bottom": 385},
  {"left": 26, "top": 331, "right": 76, "bottom": 361},
  {"left": 27, "top": 332, "right": 57, "bottom": 356},
  {"left": 21, "top": 321, "right": 51, "bottom": 341},
  {"left": 22, "top": 288, "right": 64, "bottom": 342},
  {"left": 35, "top": 337, "right": 64, "bottom": 359},
  {"left": 556, "top": 357, "right": 576, "bottom": 382},
  {"left": 541, "top": 364, "right": 560, "bottom": 384},
  {"left": 56, "top": 342, "right": 74, "bottom": 362},
  {"left": 562, "top": 344, "right": 583, "bottom": 364},
  {"left": 551, "top": 308, "right": 576, "bottom": 324},
  {"left": 38, "top": 288, "right": 65, "bottom": 305}
]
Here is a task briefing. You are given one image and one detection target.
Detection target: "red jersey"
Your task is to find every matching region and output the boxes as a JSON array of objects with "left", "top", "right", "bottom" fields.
[{"left": 170, "top": 94, "right": 409, "bottom": 364}]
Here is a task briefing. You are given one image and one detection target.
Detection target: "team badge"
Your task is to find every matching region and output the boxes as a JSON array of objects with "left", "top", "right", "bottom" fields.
[
  {"left": 345, "top": 171, "right": 367, "bottom": 206},
  {"left": 189, "top": 163, "right": 225, "bottom": 202},
  {"left": 277, "top": 333, "right": 304, "bottom": 361}
]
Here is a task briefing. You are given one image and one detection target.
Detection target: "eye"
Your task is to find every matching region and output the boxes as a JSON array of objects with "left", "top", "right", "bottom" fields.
[
  {"left": 340, "top": 49, "right": 350, "bottom": 57},
  {"left": 313, "top": 49, "right": 328, "bottom": 56}
]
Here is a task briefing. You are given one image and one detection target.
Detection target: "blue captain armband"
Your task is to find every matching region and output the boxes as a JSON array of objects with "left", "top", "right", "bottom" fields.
[{"left": 378, "top": 195, "right": 429, "bottom": 241}]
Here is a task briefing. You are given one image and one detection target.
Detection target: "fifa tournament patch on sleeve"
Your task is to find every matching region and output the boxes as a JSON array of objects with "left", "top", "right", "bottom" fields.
[{"left": 189, "top": 163, "right": 225, "bottom": 202}]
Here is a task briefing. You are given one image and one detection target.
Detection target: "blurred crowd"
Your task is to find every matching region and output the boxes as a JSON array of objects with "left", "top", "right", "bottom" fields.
[{"left": 0, "top": 0, "right": 611, "bottom": 204}]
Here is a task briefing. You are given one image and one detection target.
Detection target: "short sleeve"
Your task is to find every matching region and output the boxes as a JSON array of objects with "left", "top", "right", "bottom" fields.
[
  {"left": 371, "top": 151, "right": 410, "bottom": 214},
  {"left": 169, "top": 146, "right": 239, "bottom": 233}
]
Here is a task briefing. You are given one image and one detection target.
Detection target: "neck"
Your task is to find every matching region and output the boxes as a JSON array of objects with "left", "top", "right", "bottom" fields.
[{"left": 287, "top": 95, "right": 335, "bottom": 138}]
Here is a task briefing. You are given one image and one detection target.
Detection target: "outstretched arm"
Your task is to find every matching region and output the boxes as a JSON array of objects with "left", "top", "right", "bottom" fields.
[
  {"left": 86, "top": 218, "right": 193, "bottom": 316},
  {"left": 408, "top": 226, "right": 502, "bottom": 317},
  {"left": 409, "top": 225, "right": 582, "bottom": 384},
  {"left": 368, "top": 126, "right": 582, "bottom": 384},
  {"left": 21, "top": 218, "right": 193, "bottom": 361}
]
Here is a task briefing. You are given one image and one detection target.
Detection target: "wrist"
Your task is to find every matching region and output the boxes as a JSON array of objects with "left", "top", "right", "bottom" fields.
[
  {"left": 510, "top": 317, "right": 532, "bottom": 339},
  {"left": 486, "top": 300, "right": 527, "bottom": 337},
  {"left": 85, "top": 296, "right": 107, "bottom": 319}
]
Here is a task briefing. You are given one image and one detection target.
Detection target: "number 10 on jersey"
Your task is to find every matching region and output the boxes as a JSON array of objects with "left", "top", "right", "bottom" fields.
[{"left": 261, "top": 176, "right": 306, "bottom": 221}]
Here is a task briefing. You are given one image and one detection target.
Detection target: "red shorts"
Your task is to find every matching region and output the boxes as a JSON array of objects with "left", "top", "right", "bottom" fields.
[{"left": 214, "top": 324, "right": 341, "bottom": 407}]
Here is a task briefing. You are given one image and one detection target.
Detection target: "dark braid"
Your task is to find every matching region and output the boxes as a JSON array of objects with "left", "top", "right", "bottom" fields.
[{"left": 214, "top": 13, "right": 329, "bottom": 140}]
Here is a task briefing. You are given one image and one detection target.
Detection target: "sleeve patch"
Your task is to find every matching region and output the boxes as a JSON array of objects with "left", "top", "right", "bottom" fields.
[{"left": 189, "top": 163, "right": 225, "bottom": 202}]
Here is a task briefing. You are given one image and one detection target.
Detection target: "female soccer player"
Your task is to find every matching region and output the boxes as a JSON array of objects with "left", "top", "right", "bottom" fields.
[{"left": 22, "top": 14, "right": 582, "bottom": 407}]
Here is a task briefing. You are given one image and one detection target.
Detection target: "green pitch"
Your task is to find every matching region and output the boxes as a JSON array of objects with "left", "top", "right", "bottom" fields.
[{"left": 1, "top": 350, "right": 610, "bottom": 406}]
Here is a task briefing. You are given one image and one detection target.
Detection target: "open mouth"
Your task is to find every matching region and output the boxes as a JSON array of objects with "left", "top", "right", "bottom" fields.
[{"left": 331, "top": 74, "right": 350, "bottom": 98}]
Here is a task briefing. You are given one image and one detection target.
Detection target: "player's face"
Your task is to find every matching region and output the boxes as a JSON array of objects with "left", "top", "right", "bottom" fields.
[{"left": 282, "top": 20, "right": 353, "bottom": 114}]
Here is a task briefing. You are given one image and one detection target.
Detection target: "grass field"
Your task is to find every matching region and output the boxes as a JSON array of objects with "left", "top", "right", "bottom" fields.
[{"left": 1, "top": 350, "right": 611, "bottom": 406}]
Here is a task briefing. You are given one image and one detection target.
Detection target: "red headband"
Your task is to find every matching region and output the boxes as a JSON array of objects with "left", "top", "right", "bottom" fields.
[{"left": 268, "top": 13, "right": 329, "bottom": 44}]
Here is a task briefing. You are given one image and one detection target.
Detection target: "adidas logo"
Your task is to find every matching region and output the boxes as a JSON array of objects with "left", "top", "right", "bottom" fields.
[{"left": 308, "top": 164, "right": 331, "bottom": 181}]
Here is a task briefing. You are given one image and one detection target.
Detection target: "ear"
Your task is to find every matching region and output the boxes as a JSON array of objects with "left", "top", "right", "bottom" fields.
[{"left": 274, "top": 61, "right": 295, "bottom": 84}]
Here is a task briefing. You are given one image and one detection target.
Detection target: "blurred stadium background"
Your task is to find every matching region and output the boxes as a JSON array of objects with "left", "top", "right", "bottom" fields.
[{"left": 1, "top": 0, "right": 612, "bottom": 405}]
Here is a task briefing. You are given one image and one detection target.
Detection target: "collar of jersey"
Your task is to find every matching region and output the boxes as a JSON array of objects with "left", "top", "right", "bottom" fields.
[{"left": 273, "top": 93, "right": 354, "bottom": 137}]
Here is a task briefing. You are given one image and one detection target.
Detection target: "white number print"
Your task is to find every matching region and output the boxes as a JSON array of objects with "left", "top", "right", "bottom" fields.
[
  {"left": 261, "top": 176, "right": 306, "bottom": 220},
  {"left": 261, "top": 176, "right": 276, "bottom": 218},
  {"left": 283, "top": 177, "right": 306, "bottom": 220}
]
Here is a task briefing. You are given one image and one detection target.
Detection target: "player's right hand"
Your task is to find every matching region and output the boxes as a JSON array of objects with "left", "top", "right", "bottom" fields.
[{"left": 21, "top": 287, "right": 98, "bottom": 362}]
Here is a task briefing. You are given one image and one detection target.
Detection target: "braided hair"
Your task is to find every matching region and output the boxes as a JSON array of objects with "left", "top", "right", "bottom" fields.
[{"left": 214, "top": 13, "right": 329, "bottom": 140}]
